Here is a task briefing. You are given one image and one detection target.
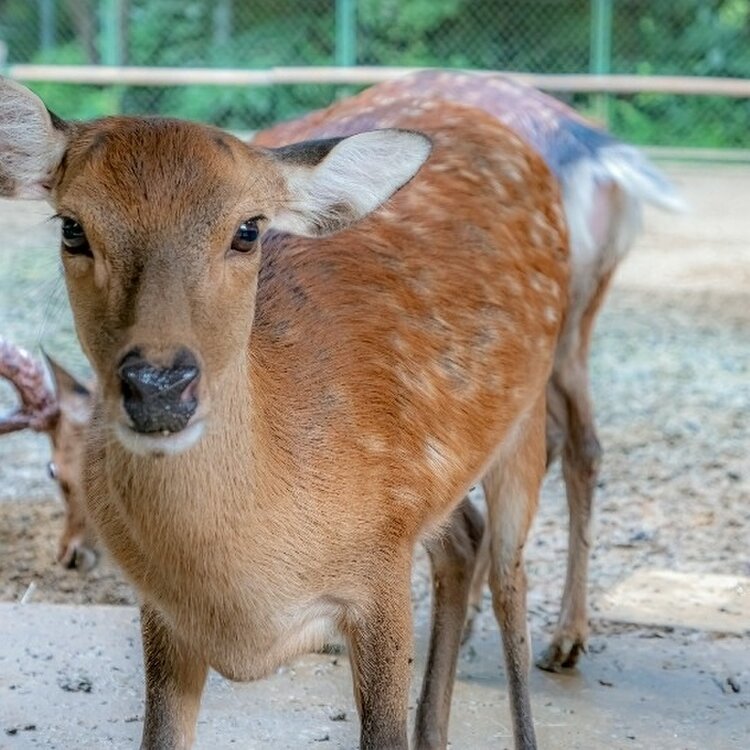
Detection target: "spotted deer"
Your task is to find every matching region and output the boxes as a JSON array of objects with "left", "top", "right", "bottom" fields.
[
  {"left": 0, "top": 338, "right": 95, "bottom": 569},
  {"left": 7, "top": 71, "right": 681, "bottom": 679},
  {"left": 0, "top": 77, "right": 569, "bottom": 749},
  {"left": 255, "top": 69, "right": 684, "bottom": 670}
]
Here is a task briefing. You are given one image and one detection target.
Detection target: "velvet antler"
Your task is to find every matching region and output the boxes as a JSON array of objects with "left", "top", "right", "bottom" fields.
[{"left": 0, "top": 337, "right": 58, "bottom": 434}]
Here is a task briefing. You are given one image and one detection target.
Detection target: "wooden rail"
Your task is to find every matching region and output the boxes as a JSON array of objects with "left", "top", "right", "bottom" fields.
[{"left": 5, "top": 64, "right": 750, "bottom": 97}]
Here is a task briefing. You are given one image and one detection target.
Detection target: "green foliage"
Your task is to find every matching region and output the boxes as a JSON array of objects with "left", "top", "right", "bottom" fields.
[
  {"left": 611, "top": 94, "right": 750, "bottom": 148},
  {"left": 28, "top": 44, "right": 121, "bottom": 119},
  {"left": 0, "top": 0, "right": 38, "bottom": 60},
  {"left": 1, "top": 0, "right": 749, "bottom": 147},
  {"left": 121, "top": 0, "right": 336, "bottom": 125},
  {"left": 616, "top": 0, "right": 750, "bottom": 77}
]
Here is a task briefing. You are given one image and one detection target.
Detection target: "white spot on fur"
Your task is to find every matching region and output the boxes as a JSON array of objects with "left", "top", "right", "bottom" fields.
[
  {"left": 506, "top": 278, "right": 523, "bottom": 297},
  {"left": 425, "top": 437, "right": 452, "bottom": 479},
  {"left": 544, "top": 306, "right": 559, "bottom": 324},
  {"left": 529, "top": 273, "right": 545, "bottom": 292},
  {"left": 361, "top": 434, "right": 388, "bottom": 455}
]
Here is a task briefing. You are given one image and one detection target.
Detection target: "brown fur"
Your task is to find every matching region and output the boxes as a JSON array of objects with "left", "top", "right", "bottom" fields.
[
  {"left": 257, "top": 73, "right": 640, "bottom": 671},
  {"left": 1, "top": 75, "right": 570, "bottom": 749},
  {"left": 47, "top": 75, "right": 637, "bottom": 673},
  {"left": 44, "top": 357, "right": 96, "bottom": 569},
  {"left": 76, "top": 108, "right": 565, "bottom": 749}
]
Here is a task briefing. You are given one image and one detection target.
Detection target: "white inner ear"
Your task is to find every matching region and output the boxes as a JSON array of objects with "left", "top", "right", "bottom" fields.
[
  {"left": 0, "top": 78, "right": 67, "bottom": 200},
  {"left": 275, "top": 130, "right": 432, "bottom": 236}
]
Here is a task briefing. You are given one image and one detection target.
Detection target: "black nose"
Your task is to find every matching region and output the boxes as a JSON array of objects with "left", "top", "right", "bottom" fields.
[{"left": 118, "top": 349, "right": 200, "bottom": 434}]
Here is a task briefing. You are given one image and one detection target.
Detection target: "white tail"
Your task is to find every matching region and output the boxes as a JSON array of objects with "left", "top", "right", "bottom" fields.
[{"left": 560, "top": 140, "right": 685, "bottom": 266}]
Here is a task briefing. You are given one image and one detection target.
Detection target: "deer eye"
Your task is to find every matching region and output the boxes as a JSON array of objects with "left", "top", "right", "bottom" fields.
[
  {"left": 61, "top": 217, "right": 92, "bottom": 257},
  {"left": 231, "top": 219, "right": 261, "bottom": 254}
]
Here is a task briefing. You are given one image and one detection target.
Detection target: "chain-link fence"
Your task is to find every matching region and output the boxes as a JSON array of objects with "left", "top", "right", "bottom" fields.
[{"left": 1, "top": 0, "right": 749, "bottom": 147}]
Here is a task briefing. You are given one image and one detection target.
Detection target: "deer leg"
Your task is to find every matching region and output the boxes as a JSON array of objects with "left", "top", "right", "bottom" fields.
[
  {"left": 140, "top": 603, "right": 208, "bottom": 750},
  {"left": 485, "top": 396, "right": 546, "bottom": 750},
  {"left": 415, "top": 498, "right": 484, "bottom": 749},
  {"left": 461, "top": 500, "right": 490, "bottom": 645},
  {"left": 537, "top": 364, "right": 601, "bottom": 672},
  {"left": 57, "top": 499, "right": 98, "bottom": 571},
  {"left": 462, "top": 395, "right": 566, "bottom": 647},
  {"left": 346, "top": 560, "right": 413, "bottom": 750}
]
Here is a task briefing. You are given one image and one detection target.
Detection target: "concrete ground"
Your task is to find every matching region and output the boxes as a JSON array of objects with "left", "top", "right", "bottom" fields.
[{"left": 1, "top": 601, "right": 748, "bottom": 750}]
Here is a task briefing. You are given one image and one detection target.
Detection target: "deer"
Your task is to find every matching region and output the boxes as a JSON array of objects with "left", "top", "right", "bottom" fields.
[
  {"left": 0, "top": 77, "right": 569, "bottom": 749},
  {"left": 0, "top": 337, "right": 96, "bottom": 569},
  {"left": 254, "top": 69, "right": 685, "bottom": 671},
  {"left": 5, "top": 71, "right": 681, "bottom": 679}
]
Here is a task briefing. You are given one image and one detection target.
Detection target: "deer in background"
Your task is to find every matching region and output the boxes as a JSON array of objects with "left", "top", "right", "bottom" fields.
[
  {"left": 0, "top": 78, "right": 570, "bottom": 749},
  {"left": 0, "top": 338, "right": 95, "bottom": 570},
  {"left": 255, "top": 69, "right": 684, "bottom": 672}
]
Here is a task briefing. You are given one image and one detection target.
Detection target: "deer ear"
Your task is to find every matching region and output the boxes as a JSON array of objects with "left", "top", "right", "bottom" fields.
[
  {"left": 43, "top": 353, "right": 92, "bottom": 426},
  {"left": 0, "top": 77, "right": 69, "bottom": 200},
  {"left": 268, "top": 129, "right": 431, "bottom": 236}
]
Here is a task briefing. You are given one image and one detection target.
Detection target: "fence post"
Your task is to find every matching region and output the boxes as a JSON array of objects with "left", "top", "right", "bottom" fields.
[
  {"left": 100, "top": 0, "right": 124, "bottom": 113},
  {"left": 590, "top": 0, "right": 613, "bottom": 126},
  {"left": 100, "top": 0, "right": 123, "bottom": 67},
  {"left": 335, "top": 0, "right": 357, "bottom": 67},
  {"left": 38, "top": 0, "right": 56, "bottom": 54},
  {"left": 213, "top": 0, "right": 232, "bottom": 49}
]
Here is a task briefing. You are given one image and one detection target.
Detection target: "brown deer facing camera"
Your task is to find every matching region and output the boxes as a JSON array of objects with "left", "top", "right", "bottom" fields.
[
  {"left": 9, "top": 73, "right": 682, "bottom": 682},
  {"left": 41, "top": 71, "right": 682, "bottom": 680},
  {"left": 0, "top": 78, "right": 569, "bottom": 749}
]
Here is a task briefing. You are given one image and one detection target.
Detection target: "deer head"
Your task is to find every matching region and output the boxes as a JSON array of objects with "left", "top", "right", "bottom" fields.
[
  {"left": 0, "top": 77, "right": 431, "bottom": 458},
  {"left": 0, "top": 337, "right": 96, "bottom": 569}
]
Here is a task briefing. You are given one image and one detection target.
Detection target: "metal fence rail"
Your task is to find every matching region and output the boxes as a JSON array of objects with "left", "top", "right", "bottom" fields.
[{"left": 9, "top": 65, "right": 750, "bottom": 98}]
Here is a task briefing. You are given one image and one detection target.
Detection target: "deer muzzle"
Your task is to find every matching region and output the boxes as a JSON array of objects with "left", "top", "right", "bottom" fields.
[{"left": 118, "top": 348, "right": 200, "bottom": 435}]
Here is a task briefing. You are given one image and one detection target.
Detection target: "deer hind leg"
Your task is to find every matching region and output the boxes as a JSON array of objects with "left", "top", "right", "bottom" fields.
[
  {"left": 415, "top": 497, "right": 484, "bottom": 750},
  {"left": 139, "top": 603, "right": 208, "bottom": 750},
  {"left": 345, "top": 552, "right": 414, "bottom": 750},
  {"left": 462, "top": 386, "right": 563, "bottom": 644},
  {"left": 485, "top": 396, "right": 546, "bottom": 750},
  {"left": 536, "top": 256, "right": 614, "bottom": 673},
  {"left": 462, "top": 394, "right": 566, "bottom": 647},
  {"left": 461, "top": 371, "right": 598, "bottom": 671},
  {"left": 461, "top": 497, "right": 490, "bottom": 645},
  {"left": 536, "top": 355, "right": 601, "bottom": 672}
]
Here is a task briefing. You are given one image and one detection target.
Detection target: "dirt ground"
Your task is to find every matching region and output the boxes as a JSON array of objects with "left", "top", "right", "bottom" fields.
[{"left": 0, "top": 163, "right": 748, "bottom": 651}]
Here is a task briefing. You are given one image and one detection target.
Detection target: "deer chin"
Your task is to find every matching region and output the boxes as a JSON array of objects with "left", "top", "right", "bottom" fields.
[{"left": 114, "top": 418, "right": 206, "bottom": 457}]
